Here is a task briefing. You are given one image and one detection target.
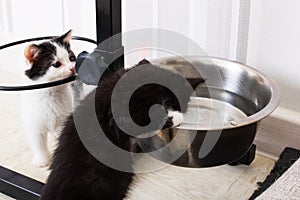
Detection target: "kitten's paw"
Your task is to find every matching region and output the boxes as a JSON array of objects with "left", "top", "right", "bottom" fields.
[
  {"left": 52, "top": 127, "right": 62, "bottom": 139},
  {"left": 33, "top": 155, "right": 51, "bottom": 167},
  {"left": 53, "top": 132, "right": 60, "bottom": 139},
  {"left": 168, "top": 111, "right": 183, "bottom": 127}
]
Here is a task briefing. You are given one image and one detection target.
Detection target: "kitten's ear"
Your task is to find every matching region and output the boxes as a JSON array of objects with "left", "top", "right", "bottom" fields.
[
  {"left": 24, "top": 44, "right": 39, "bottom": 64},
  {"left": 25, "top": 69, "right": 34, "bottom": 79},
  {"left": 136, "top": 59, "right": 151, "bottom": 66},
  {"left": 186, "top": 77, "right": 206, "bottom": 90},
  {"left": 61, "top": 30, "right": 72, "bottom": 43}
]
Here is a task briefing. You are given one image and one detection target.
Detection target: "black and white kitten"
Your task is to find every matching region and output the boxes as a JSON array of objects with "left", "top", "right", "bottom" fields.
[
  {"left": 41, "top": 59, "right": 204, "bottom": 199},
  {"left": 21, "top": 30, "right": 76, "bottom": 167}
]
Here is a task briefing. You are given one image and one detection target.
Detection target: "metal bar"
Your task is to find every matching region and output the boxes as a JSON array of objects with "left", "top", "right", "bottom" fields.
[
  {"left": 96, "top": 0, "right": 122, "bottom": 46},
  {"left": 0, "top": 166, "right": 44, "bottom": 200},
  {"left": 95, "top": 0, "right": 124, "bottom": 72}
]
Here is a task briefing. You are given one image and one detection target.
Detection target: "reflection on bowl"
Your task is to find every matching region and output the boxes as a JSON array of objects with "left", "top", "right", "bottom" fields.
[{"left": 152, "top": 56, "right": 280, "bottom": 167}]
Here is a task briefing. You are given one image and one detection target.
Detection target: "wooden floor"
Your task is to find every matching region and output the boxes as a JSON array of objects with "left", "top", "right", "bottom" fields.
[
  {"left": 0, "top": 69, "right": 275, "bottom": 200},
  {"left": 0, "top": 97, "right": 275, "bottom": 200},
  {"left": 0, "top": 149, "right": 274, "bottom": 200},
  {"left": 126, "top": 155, "right": 274, "bottom": 200}
]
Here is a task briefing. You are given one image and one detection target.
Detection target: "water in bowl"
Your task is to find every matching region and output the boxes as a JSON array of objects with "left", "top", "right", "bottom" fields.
[{"left": 178, "top": 87, "right": 260, "bottom": 130}]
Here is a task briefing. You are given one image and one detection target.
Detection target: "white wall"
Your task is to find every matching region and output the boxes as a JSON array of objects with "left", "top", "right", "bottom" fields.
[
  {"left": 0, "top": 0, "right": 236, "bottom": 57},
  {"left": 123, "top": 0, "right": 300, "bottom": 113},
  {"left": 0, "top": 0, "right": 96, "bottom": 43},
  {"left": 247, "top": 0, "right": 300, "bottom": 112},
  {"left": 0, "top": 0, "right": 12, "bottom": 33},
  {"left": 0, "top": 0, "right": 299, "bottom": 112},
  {"left": 122, "top": 0, "right": 238, "bottom": 59}
]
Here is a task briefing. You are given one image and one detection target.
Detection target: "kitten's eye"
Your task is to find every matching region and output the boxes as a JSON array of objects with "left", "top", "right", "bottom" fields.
[
  {"left": 53, "top": 62, "right": 61, "bottom": 68},
  {"left": 69, "top": 55, "right": 76, "bottom": 62}
]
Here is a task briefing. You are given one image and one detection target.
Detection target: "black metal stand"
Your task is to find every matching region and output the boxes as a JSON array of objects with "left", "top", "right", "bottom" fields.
[
  {"left": 229, "top": 144, "right": 256, "bottom": 166},
  {"left": 95, "top": 0, "right": 124, "bottom": 72},
  {"left": 0, "top": 166, "right": 43, "bottom": 200},
  {"left": 74, "top": 0, "right": 124, "bottom": 85}
]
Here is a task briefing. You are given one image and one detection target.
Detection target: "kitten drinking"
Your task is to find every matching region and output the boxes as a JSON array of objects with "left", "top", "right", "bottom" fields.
[
  {"left": 41, "top": 59, "right": 204, "bottom": 199},
  {"left": 20, "top": 30, "right": 76, "bottom": 167}
]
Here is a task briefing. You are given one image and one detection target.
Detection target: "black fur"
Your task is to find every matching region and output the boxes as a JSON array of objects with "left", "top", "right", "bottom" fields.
[
  {"left": 41, "top": 60, "right": 204, "bottom": 200},
  {"left": 25, "top": 42, "right": 56, "bottom": 79}
]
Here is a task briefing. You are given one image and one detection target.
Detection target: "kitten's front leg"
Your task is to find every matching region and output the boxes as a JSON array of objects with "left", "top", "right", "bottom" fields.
[
  {"left": 25, "top": 129, "right": 51, "bottom": 167},
  {"left": 53, "top": 125, "right": 63, "bottom": 139},
  {"left": 164, "top": 110, "right": 184, "bottom": 128},
  {"left": 168, "top": 110, "right": 184, "bottom": 127}
]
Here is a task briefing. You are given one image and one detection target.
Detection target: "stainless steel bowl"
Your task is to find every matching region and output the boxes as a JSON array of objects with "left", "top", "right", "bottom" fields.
[{"left": 152, "top": 56, "right": 280, "bottom": 167}]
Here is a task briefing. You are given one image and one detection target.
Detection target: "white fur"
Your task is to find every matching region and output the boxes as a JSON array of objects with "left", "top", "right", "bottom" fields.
[
  {"left": 21, "top": 44, "right": 74, "bottom": 167},
  {"left": 168, "top": 110, "right": 183, "bottom": 127}
]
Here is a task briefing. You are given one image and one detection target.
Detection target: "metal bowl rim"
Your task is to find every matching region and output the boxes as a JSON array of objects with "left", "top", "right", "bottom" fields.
[{"left": 154, "top": 56, "right": 281, "bottom": 130}]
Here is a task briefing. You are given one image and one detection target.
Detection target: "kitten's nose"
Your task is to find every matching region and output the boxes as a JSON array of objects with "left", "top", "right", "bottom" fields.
[{"left": 69, "top": 66, "right": 75, "bottom": 73}]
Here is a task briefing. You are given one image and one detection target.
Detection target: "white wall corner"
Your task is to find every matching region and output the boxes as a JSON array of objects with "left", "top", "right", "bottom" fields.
[
  {"left": 203, "top": 0, "right": 251, "bottom": 62},
  {"left": 0, "top": 0, "right": 13, "bottom": 32},
  {"left": 235, "top": 0, "right": 251, "bottom": 64},
  {"left": 60, "top": 0, "right": 96, "bottom": 40},
  {"left": 0, "top": 0, "right": 4, "bottom": 32},
  {"left": 205, "top": 0, "right": 234, "bottom": 58},
  {"left": 188, "top": 0, "right": 208, "bottom": 50},
  {"left": 255, "top": 107, "right": 300, "bottom": 159},
  {"left": 228, "top": 0, "right": 240, "bottom": 60}
]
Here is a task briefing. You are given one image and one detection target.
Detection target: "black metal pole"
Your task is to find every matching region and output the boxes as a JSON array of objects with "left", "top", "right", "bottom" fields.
[
  {"left": 95, "top": 0, "right": 124, "bottom": 72},
  {"left": 75, "top": 0, "right": 124, "bottom": 84},
  {"left": 0, "top": 166, "right": 43, "bottom": 200},
  {"left": 96, "top": 0, "right": 122, "bottom": 46}
]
